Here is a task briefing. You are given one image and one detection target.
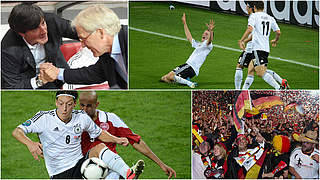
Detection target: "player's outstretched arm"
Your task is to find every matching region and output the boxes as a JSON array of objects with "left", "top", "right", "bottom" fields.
[
  {"left": 98, "top": 130, "right": 129, "bottom": 146},
  {"left": 206, "top": 19, "right": 215, "bottom": 45},
  {"left": 133, "top": 139, "right": 177, "bottom": 179},
  {"left": 182, "top": 13, "right": 193, "bottom": 44},
  {"left": 244, "top": 34, "right": 252, "bottom": 44},
  {"left": 271, "top": 30, "right": 281, "bottom": 47},
  {"left": 239, "top": 25, "right": 253, "bottom": 50},
  {"left": 12, "top": 127, "right": 43, "bottom": 161}
]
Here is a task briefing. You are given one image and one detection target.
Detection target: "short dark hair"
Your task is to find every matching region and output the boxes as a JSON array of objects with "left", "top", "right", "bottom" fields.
[
  {"left": 245, "top": 1, "right": 255, "bottom": 10},
  {"left": 8, "top": 3, "right": 45, "bottom": 33},
  {"left": 254, "top": 1, "right": 264, "bottom": 11},
  {"left": 56, "top": 90, "right": 78, "bottom": 102}
]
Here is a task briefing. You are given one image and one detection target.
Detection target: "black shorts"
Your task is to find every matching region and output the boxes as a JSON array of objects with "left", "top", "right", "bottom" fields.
[
  {"left": 252, "top": 50, "right": 269, "bottom": 67},
  {"left": 51, "top": 155, "right": 88, "bottom": 179},
  {"left": 238, "top": 51, "right": 254, "bottom": 68},
  {"left": 173, "top": 63, "right": 196, "bottom": 79}
]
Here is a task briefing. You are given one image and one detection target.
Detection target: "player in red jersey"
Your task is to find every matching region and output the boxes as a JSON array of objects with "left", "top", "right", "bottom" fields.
[{"left": 79, "top": 91, "right": 176, "bottom": 179}]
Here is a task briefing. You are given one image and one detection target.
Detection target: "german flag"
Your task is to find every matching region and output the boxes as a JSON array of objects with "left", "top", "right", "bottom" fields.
[
  {"left": 233, "top": 91, "right": 251, "bottom": 131},
  {"left": 250, "top": 92, "right": 283, "bottom": 110}
]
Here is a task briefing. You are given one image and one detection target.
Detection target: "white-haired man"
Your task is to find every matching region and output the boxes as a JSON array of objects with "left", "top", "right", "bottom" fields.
[{"left": 40, "top": 5, "right": 127, "bottom": 89}]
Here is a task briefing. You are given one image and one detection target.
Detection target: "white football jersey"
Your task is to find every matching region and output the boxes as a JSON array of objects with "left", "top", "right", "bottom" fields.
[
  {"left": 289, "top": 147, "right": 319, "bottom": 178},
  {"left": 186, "top": 39, "right": 213, "bottom": 76},
  {"left": 18, "top": 109, "right": 102, "bottom": 176},
  {"left": 245, "top": 35, "right": 253, "bottom": 53},
  {"left": 248, "top": 12, "right": 280, "bottom": 52}
]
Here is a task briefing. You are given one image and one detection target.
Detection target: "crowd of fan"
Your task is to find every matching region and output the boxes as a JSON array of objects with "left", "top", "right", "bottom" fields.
[{"left": 192, "top": 90, "right": 319, "bottom": 179}]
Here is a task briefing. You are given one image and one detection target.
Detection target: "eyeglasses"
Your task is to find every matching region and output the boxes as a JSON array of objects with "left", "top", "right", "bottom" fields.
[{"left": 79, "top": 30, "right": 97, "bottom": 43}]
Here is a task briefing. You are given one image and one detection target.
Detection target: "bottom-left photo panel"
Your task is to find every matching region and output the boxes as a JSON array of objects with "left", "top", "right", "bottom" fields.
[{"left": 2, "top": 90, "right": 191, "bottom": 179}]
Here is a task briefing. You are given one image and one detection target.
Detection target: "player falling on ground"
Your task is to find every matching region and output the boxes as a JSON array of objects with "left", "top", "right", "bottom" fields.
[
  {"left": 12, "top": 90, "right": 144, "bottom": 179},
  {"left": 238, "top": 1, "right": 285, "bottom": 90},
  {"left": 235, "top": 1, "right": 289, "bottom": 90},
  {"left": 161, "top": 13, "right": 214, "bottom": 88},
  {"left": 79, "top": 91, "right": 176, "bottom": 179}
]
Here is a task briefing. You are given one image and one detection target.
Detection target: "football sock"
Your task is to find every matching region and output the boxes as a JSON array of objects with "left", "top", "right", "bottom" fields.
[
  {"left": 235, "top": 68, "right": 243, "bottom": 90},
  {"left": 174, "top": 75, "right": 193, "bottom": 87},
  {"left": 99, "top": 147, "right": 130, "bottom": 178},
  {"left": 262, "top": 73, "right": 280, "bottom": 90},
  {"left": 242, "top": 75, "right": 254, "bottom": 90},
  {"left": 266, "top": 69, "right": 282, "bottom": 84}
]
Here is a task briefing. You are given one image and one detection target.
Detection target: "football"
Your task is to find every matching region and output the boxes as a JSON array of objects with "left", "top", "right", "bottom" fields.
[
  {"left": 169, "top": 5, "right": 175, "bottom": 10},
  {"left": 81, "top": 157, "right": 109, "bottom": 179}
]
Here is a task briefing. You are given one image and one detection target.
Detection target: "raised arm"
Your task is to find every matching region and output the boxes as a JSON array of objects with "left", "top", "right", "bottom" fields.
[
  {"left": 206, "top": 19, "right": 215, "bottom": 45},
  {"left": 182, "top": 13, "right": 193, "bottom": 44},
  {"left": 12, "top": 127, "right": 43, "bottom": 161},
  {"left": 133, "top": 139, "right": 176, "bottom": 179}
]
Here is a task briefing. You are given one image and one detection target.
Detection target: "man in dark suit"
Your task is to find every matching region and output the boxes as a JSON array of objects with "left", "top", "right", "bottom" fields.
[
  {"left": 1, "top": 3, "right": 78, "bottom": 89},
  {"left": 40, "top": 5, "right": 128, "bottom": 89}
]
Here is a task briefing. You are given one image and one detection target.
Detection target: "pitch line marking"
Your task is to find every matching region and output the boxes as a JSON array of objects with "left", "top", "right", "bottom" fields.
[{"left": 130, "top": 27, "right": 319, "bottom": 70}]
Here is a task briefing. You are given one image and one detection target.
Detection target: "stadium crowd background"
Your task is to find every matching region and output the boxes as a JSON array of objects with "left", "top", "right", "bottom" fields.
[{"left": 192, "top": 90, "right": 319, "bottom": 178}]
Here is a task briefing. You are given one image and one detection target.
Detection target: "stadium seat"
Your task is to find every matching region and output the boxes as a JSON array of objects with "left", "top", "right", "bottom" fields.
[
  {"left": 75, "top": 83, "right": 110, "bottom": 90},
  {"left": 60, "top": 42, "right": 110, "bottom": 90},
  {"left": 60, "top": 42, "right": 82, "bottom": 62}
]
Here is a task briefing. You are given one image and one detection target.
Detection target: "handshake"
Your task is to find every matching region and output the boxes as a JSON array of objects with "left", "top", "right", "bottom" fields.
[{"left": 38, "top": 62, "right": 60, "bottom": 86}]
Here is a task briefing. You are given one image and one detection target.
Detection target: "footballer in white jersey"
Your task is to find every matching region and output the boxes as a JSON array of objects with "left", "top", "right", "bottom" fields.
[
  {"left": 18, "top": 109, "right": 101, "bottom": 176},
  {"left": 12, "top": 91, "right": 138, "bottom": 179},
  {"left": 235, "top": 1, "right": 288, "bottom": 90},
  {"left": 238, "top": 1, "right": 283, "bottom": 90},
  {"left": 248, "top": 12, "right": 280, "bottom": 53},
  {"left": 161, "top": 13, "right": 214, "bottom": 88}
]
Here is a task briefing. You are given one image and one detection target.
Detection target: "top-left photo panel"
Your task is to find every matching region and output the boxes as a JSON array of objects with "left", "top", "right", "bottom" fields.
[{"left": 1, "top": 1, "right": 128, "bottom": 90}]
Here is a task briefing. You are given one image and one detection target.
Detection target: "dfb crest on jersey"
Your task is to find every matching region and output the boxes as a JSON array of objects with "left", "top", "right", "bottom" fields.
[
  {"left": 100, "top": 122, "right": 109, "bottom": 131},
  {"left": 73, "top": 124, "right": 82, "bottom": 134},
  {"left": 22, "top": 120, "right": 32, "bottom": 126}
]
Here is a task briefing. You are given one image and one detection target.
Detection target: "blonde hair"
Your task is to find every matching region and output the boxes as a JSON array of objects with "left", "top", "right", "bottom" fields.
[
  {"left": 214, "top": 143, "right": 227, "bottom": 160},
  {"left": 72, "top": 5, "right": 121, "bottom": 36}
]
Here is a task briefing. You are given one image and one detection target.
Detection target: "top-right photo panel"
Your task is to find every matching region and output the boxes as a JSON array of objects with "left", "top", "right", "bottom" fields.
[{"left": 129, "top": 1, "right": 319, "bottom": 90}]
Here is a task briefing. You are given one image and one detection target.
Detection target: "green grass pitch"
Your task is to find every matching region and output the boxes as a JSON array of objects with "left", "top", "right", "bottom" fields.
[
  {"left": 129, "top": 2, "right": 319, "bottom": 89},
  {"left": 1, "top": 91, "right": 191, "bottom": 179}
]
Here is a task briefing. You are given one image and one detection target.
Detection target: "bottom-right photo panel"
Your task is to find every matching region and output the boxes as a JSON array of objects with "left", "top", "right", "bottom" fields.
[{"left": 192, "top": 90, "right": 319, "bottom": 179}]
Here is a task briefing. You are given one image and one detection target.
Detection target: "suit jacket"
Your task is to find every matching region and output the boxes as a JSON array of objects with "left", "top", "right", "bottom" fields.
[
  {"left": 1, "top": 13, "right": 78, "bottom": 89},
  {"left": 63, "top": 25, "right": 128, "bottom": 89}
]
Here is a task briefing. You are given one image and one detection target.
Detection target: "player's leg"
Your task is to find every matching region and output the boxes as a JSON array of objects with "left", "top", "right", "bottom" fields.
[
  {"left": 242, "top": 60, "right": 255, "bottom": 90},
  {"left": 235, "top": 64, "right": 243, "bottom": 90},
  {"left": 266, "top": 69, "right": 290, "bottom": 89},
  {"left": 161, "top": 71, "right": 175, "bottom": 83},
  {"left": 172, "top": 64, "right": 197, "bottom": 88},
  {"left": 89, "top": 143, "right": 144, "bottom": 179},
  {"left": 253, "top": 50, "right": 281, "bottom": 90},
  {"left": 235, "top": 51, "right": 249, "bottom": 89},
  {"left": 255, "top": 65, "right": 280, "bottom": 90}
]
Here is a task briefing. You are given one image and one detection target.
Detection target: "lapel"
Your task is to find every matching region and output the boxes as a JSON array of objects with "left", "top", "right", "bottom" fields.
[
  {"left": 22, "top": 45, "right": 36, "bottom": 70},
  {"left": 44, "top": 42, "right": 55, "bottom": 64},
  {"left": 118, "top": 25, "right": 127, "bottom": 68}
]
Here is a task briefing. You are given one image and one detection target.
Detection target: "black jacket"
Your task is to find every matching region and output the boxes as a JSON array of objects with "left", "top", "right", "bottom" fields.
[
  {"left": 63, "top": 25, "right": 128, "bottom": 89},
  {"left": 1, "top": 13, "right": 78, "bottom": 89}
]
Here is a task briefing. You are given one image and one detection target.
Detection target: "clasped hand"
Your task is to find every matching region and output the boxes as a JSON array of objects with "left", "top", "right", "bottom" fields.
[{"left": 39, "top": 62, "right": 60, "bottom": 84}]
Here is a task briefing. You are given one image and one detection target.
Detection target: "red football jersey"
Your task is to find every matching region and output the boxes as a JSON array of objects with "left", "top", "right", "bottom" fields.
[{"left": 81, "top": 110, "right": 141, "bottom": 155}]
